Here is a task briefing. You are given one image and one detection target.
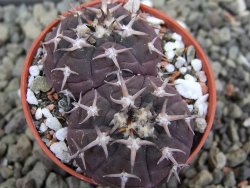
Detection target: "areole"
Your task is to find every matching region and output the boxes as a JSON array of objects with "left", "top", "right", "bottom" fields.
[{"left": 21, "top": 0, "right": 216, "bottom": 186}]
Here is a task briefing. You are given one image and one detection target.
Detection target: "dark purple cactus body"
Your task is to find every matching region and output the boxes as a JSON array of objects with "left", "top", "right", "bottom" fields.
[{"left": 43, "top": 1, "right": 195, "bottom": 187}]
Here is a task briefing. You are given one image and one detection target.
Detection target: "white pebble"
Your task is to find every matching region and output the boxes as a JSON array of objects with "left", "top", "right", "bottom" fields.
[
  {"left": 184, "top": 74, "right": 197, "bottom": 82},
  {"left": 45, "top": 117, "right": 62, "bottom": 131},
  {"left": 42, "top": 108, "right": 53, "bottom": 118},
  {"left": 187, "top": 65, "right": 192, "bottom": 71},
  {"left": 28, "top": 76, "right": 35, "bottom": 87},
  {"left": 29, "top": 65, "right": 40, "bottom": 77},
  {"left": 165, "top": 64, "right": 175, "bottom": 73},
  {"left": 174, "top": 79, "right": 202, "bottom": 100},
  {"left": 187, "top": 105, "right": 194, "bottom": 112},
  {"left": 50, "top": 142, "right": 70, "bottom": 163},
  {"left": 146, "top": 16, "right": 164, "bottom": 25},
  {"left": 243, "top": 118, "right": 250, "bottom": 128},
  {"left": 191, "top": 59, "right": 202, "bottom": 72},
  {"left": 194, "top": 94, "right": 209, "bottom": 117},
  {"left": 196, "top": 71, "right": 207, "bottom": 83},
  {"left": 175, "top": 57, "right": 186, "bottom": 68},
  {"left": 174, "top": 40, "right": 185, "bottom": 49},
  {"left": 38, "top": 65, "right": 44, "bottom": 70},
  {"left": 179, "top": 67, "right": 187, "bottom": 75},
  {"left": 164, "top": 42, "right": 176, "bottom": 52},
  {"left": 26, "top": 89, "right": 38, "bottom": 105},
  {"left": 165, "top": 50, "right": 175, "bottom": 61},
  {"left": 35, "top": 108, "right": 42, "bottom": 120},
  {"left": 141, "top": 0, "right": 153, "bottom": 7},
  {"left": 39, "top": 123, "right": 48, "bottom": 133},
  {"left": 172, "top": 33, "right": 182, "bottom": 41},
  {"left": 195, "top": 117, "right": 207, "bottom": 133},
  {"left": 55, "top": 127, "right": 68, "bottom": 141}
]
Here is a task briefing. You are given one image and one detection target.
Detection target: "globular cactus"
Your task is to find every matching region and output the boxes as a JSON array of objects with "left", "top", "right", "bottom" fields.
[{"left": 43, "top": 0, "right": 195, "bottom": 187}]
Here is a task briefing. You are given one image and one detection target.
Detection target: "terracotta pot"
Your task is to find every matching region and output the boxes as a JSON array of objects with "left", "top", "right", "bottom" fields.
[{"left": 21, "top": 0, "right": 216, "bottom": 185}]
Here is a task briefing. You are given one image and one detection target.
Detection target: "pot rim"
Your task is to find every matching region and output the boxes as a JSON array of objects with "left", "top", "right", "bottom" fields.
[{"left": 21, "top": 0, "right": 216, "bottom": 185}]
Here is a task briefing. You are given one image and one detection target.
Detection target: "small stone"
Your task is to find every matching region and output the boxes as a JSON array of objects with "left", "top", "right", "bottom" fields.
[
  {"left": 29, "top": 65, "right": 40, "bottom": 77},
  {"left": 66, "top": 176, "right": 81, "bottom": 188},
  {"left": 189, "top": 170, "right": 213, "bottom": 187},
  {"left": 20, "top": 162, "right": 49, "bottom": 188},
  {"left": 175, "top": 79, "right": 202, "bottom": 100},
  {"left": 55, "top": 127, "right": 68, "bottom": 141},
  {"left": 184, "top": 74, "right": 197, "bottom": 82},
  {"left": 45, "top": 117, "right": 62, "bottom": 131},
  {"left": 223, "top": 171, "right": 236, "bottom": 187},
  {"left": 22, "top": 155, "right": 39, "bottom": 175},
  {"left": 45, "top": 173, "right": 67, "bottom": 188},
  {"left": 228, "top": 103, "right": 243, "bottom": 119},
  {"left": 226, "top": 149, "right": 247, "bottom": 167},
  {"left": 13, "top": 162, "right": 22, "bottom": 179},
  {"left": 146, "top": 16, "right": 164, "bottom": 25},
  {"left": 174, "top": 40, "right": 184, "bottom": 49},
  {"left": 57, "top": 1, "right": 71, "bottom": 13},
  {"left": 187, "top": 104, "right": 194, "bottom": 112},
  {"left": 0, "top": 178, "right": 16, "bottom": 188},
  {"left": 165, "top": 50, "right": 175, "bottom": 61},
  {"left": 196, "top": 71, "right": 207, "bottom": 82},
  {"left": 0, "top": 167, "right": 13, "bottom": 179},
  {"left": 164, "top": 42, "right": 176, "bottom": 52},
  {"left": 219, "top": 27, "right": 231, "bottom": 43},
  {"left": 26, "top": 89, "right": 38, "bottom": 105},
  {"left": 191, "top": 59, "right": 202, "bottom": 72},
  {"left": 214, "top": 152, "right": 227, "bottom": 169},
  {"left": 228, "top": 122, "right": 239, "bottom": 142},
  {"left": 4, "top": 111, "right": 26, "bottom": 134},
  {"left": 175, "top": 57, "right": 186, "bottom": 68},
  {"left": 235, "top": 166, "right": 250, "bottom": 180},
  {"left": 211, "top": 62, "right": 221, "bottom": 78},
  {"left": 195, "top": 117, "right": 207, "bottom": 133},
  {"left": 39, "top": 123, "right": 48, "bottom": 133},
  {"left": 243, "top": 141, "right": 250, "bottom": 154},
  {"left": 33, "top": 4, "right": 47, "bottom": 21},
  {"left": 182, "top": 167, "right": 197, "bottom": 179},
  {"left": 41, "top": 108, "right": 53, "bottom": 118},
  {"left": 50, "top": 142, "right": 70, "bottom": 163},
  {"left": 1, "top": 134, "right": 17, "bottom": 145},
  {"left": 0, "top": 24, "right": 9, "bottom": 44},
  {"left": 0, "top": 81, "right": 8, "bottom": 90},
  {"left": 0, "top": 92, "right": 11, "bottom": 115},
  {"left": 0, "top": 143, "right": 7, "bottom": 158},
  {"left": 243, "top": 117, "right": 250, "bottom": 127},
  {"left": 31, "top": 76, "right": 52, "bottom": 92},
  {"left": 0, "top": 57, "right": 13, "bottom": 81},
  {"left": 165, "top": 64, "right": 175, "bottom": 73},
  {"left": 22, "top": 19, "right": 42, "bottom": 40},
  {"left": 28, "top": 76, "right": 35, "bottom": 87},
  {"left": 179, "top": 67, "right": 187, "bottom": 75},
  {"left": 7, "top": 134, "right": 32, "bottom": 162},
  {"left": 229, "top": 46, "right": 239, "bottom": 60},
  {"left": 3, "top": 5, "right": 16, "bottom": 23},
  {"left": 35, "top": 108, "right": 42, "bottom": 120},
  {"left": 172, "top": 33, "right": 182, "bottom": 41},
  {"left": 12, "top": 57, "right": 25, "bottom": 77},
  {"left": 40, "top": 9, "right": 58, "bottom": 26},
  {"left": 212, "top": 169, "right": 223, "bottom": 184}
]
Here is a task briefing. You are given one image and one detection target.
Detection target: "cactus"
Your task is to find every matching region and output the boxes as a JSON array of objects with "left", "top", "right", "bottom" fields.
[{"left": 43, "top": 0, "right": 195, "bottom": 187}]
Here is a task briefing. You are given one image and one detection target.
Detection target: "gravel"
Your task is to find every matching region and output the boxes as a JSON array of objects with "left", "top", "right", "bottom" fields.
[{"left": 0, "top": 0, "right": 249, "bottom": 188}]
